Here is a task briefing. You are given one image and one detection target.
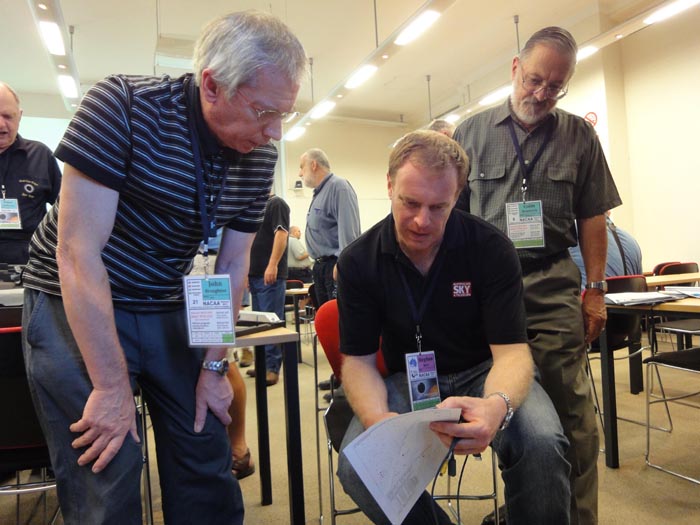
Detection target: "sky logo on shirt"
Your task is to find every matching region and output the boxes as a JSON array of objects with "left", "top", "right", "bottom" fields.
[{"left": 452, "top": 282, "right": 472, "bottom": 297}]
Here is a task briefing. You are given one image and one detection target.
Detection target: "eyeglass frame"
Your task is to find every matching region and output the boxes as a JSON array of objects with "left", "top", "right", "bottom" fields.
[
  {"left": 519, "top": 64, "right": 569, "bottom": 101},
  {"left": 236, "top": 88, "right": 299, "bottom": 124}
]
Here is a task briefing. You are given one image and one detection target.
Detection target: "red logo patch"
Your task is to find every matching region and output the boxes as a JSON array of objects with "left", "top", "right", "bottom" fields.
[{"left": 452, "top": 282, "right": 472, "bottom": 297}]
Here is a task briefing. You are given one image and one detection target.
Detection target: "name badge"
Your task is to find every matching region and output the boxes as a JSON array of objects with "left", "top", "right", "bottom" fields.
[
  {"left": 0, "top": 198, "right": 22, "bottom": 230},
  {"left": 505, "top": 200, "right": 545, "bottom": 249},
  {"left": 405, "top": 351, "right": 441, "bottom": 411},
  {"left": 183, "top": 274, "right": 235, "bottom": 347}
]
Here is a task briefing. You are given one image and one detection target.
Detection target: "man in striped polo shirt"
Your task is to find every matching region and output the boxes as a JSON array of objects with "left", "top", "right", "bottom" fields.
[{"left": 21, "top": 11, "right": 306, "bottom": 525}]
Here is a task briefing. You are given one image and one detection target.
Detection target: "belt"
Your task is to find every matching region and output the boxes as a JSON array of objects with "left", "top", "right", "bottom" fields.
[
  {"left": 315, "top": 255, "right": 338, "bottom": 264},
  {"left": 519, "top": 251, "right": 569, "bottom": 275}
]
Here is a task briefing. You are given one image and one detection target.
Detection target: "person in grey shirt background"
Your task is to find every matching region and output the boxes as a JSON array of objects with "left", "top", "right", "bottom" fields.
[{"left": 299, "top": 148, "right": 360, "bottom": 306}]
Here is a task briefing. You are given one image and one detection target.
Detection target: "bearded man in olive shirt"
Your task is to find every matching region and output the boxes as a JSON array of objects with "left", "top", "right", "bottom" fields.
[{"left": 454, "top": 27, "right": 621, "bottom": 525}]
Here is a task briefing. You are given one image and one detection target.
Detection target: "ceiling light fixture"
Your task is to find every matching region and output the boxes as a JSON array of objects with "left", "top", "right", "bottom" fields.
[
  {"left": 39, "top": 21, "right": 66, "bottom": 55},
  {"left": 345, "top": 64, "right": 378, "bottom": 89},
  {"left": 309, "top": 100, "right": 337, "bottom": 119},
  {"left": 29, "top": 0, "right": 82, "bottom": 112},
  {"left": 644, "top": 0, "right": 700, "bottom": 24},
  {"left": 283, "top": 126, "right": 306, "bottom": 142},
  {"left": 394, "top": 10, "right": 441, "bottom": 45},
  {"left": 282, "top": 0, "right": 457, "bottom": 142},
  {"left": 576, "top": 45, "right": 599, "bottom": 61}
]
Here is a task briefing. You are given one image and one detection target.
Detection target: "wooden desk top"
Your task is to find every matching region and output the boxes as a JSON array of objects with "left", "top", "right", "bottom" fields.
[
  {"left": 645, "top": 272, "right": 700, "bottom": 287},
  {"left": 285, "top": 287, "right": 310, "bottom": 296},
  {"left": 233, "top": 326, "right": 299, "bottom": 347}
]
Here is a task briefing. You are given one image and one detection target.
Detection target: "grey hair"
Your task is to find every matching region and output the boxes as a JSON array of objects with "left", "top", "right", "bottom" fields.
[
  {"left": 304, "top": 148, "right": 331, "bottom": 171},
  {"left": 193, "top": 10, "right": 307, "bottom": 98},
  {"left": 428, "top": 119, "right": 455, "bottom": 136},
  {"left": 0, "top": 81, "right": 21, "bottom": 105},
  {"left": 520, "top": 26, "right": 578, "bottom": 66}
]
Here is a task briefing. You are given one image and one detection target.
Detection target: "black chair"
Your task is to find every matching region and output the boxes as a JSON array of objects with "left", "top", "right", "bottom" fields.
[
  {"left": 644, "top": 346, "right": 700, "bottom": 484},
  {"left": 587, "top": 275, "right": 671, "bottom": 432},
  {"left": 652, "top": 262, "right": 700, "bottom": 351},
  {"left": 0, "top": 307, "right": 59, "bottom": 525}
]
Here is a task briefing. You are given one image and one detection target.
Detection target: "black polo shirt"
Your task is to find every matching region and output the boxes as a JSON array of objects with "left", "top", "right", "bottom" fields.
[
  {"left": 249, "top": 195, "right": 290, "bottom": 279},
  {"left": 337, "top": 209, "right": 527, "bottom": 375}
]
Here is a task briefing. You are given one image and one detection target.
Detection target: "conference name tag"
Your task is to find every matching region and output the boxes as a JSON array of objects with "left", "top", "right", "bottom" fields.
[
  {"left": 0, "top": 198, "right": 22, "bottom": 230},
  {"left": 405, "top": 351, "right": 441, "bottom": 411},
  {"left": 505, "top": 200, "right": 545, "bottom": 249},
  {"left": 183, "top": 274, "right": 235, "bottom": 347}
]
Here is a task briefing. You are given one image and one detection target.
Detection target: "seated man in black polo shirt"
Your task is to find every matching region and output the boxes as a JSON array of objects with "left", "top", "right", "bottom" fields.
[{"left": 336, "top": 130, "right": 571, "bottom": 524}]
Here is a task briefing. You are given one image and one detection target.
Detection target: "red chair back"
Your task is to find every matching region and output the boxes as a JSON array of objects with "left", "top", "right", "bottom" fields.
[{"left": 314, "top": 299, "right": 387, "bottom": 381}]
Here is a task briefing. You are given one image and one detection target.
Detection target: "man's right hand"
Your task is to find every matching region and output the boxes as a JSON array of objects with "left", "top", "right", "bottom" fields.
[{"left": 69, "top": 383, "right": 139, "bottom": 474}]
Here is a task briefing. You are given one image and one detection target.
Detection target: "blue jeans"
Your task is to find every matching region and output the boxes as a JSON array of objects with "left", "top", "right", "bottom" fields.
[
  {"left": 22, "top": 289, "right": 243, "bottom": 525},
  {"left": 338, "top": 360, "right": 571, "bottom": 525},
  {"left": 248, "top": 276, "right": 286, "bottom": 373}
]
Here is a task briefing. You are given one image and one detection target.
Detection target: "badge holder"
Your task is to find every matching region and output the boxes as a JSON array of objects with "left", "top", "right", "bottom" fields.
[{"left": 183, "top": 272, "right": 235, "bottom": 347}]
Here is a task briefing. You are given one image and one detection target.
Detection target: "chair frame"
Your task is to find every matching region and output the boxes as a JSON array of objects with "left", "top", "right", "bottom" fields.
[{"left": 645, "top": 349, "right": 700, "bottom": 485}]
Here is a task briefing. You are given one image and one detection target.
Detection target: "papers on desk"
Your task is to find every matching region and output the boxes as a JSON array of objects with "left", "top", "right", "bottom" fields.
[
  {"left": 604, "top": 291, "right": 684, "bottom": 305},
  {"left": 342, "top": 408, "right": 461, "bottom": 525},
  {"left": 664, "top": 286, "right": 700, "bottom": 298}
]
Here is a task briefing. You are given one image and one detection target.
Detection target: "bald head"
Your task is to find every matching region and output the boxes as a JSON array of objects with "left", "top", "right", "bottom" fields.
[{"left": 0, "top": 82, "right": 22, "bottom": 154}]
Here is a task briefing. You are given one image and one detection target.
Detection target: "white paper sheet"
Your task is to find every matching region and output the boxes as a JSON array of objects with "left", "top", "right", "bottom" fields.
[{"left": 342, "top": 407, "right": 461, "bottom": 524}]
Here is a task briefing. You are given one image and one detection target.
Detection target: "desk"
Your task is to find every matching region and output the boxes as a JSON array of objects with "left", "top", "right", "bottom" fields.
[
  {"left": 285, "top": 287, "right": 310, "bottom": 361},
  {"left": 600, "top": 298, "right": 700, "bottom": 468},
  {"left": 234, "top": 327, "right": 305, "bottom": 525},
  {"left": 645, "top": 272, "right": 700, "bottom": 288}
]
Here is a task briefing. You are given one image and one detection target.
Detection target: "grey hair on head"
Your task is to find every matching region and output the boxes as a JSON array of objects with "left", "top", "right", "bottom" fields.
[
  {"left": 193, "top": 10, "right": 307, "bottom": 98},
  {"left": 0, "top": 81, "right": 21, "bottom": 105},
  {"left": 520, "top": 26, "right": 578, "bottom": 66},
  {"left": 304, "top": 148, "right": 331, "bottom": 171}
]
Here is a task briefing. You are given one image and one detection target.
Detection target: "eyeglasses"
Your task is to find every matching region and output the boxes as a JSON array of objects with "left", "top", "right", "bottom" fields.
[
  {"left": 519, "top": 65, "right": 568, "bottom": 100},
  {"left": 237, "top": 89, "right": 298, "bottom": 124}
]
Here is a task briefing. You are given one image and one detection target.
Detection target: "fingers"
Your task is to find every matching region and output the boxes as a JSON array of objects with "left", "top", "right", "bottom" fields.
[{"left": 194, "top": 396, "right": 207, "bottom": 433}]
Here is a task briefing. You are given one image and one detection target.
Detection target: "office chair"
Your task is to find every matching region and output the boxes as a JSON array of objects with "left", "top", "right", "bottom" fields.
[
  {"left": 652, "top": 262, "right": 700, "bottom": 351},
  {"left": 586, "top": 275, "right": 671, "bottom": 432},
  {"left": 0, "top": 308, "right": 59, "bottom": 525},
  {"left": 644, "top": 346, "right": 700, "bottom": 484}
]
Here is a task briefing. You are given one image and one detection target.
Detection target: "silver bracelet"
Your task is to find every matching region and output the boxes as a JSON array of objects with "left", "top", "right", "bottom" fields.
[{"left": 487, "top": 391, "right": 514, "bottom": 431}]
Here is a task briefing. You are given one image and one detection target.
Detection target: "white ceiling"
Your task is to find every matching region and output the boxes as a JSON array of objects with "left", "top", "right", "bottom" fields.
[{"left": 2, "top": 0, "right": 663, "bottom": 127}]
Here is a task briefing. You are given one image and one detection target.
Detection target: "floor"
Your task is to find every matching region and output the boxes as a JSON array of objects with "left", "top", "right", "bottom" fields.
[{"left": 3, "top": 329, "right": 699, "bottom": 524}]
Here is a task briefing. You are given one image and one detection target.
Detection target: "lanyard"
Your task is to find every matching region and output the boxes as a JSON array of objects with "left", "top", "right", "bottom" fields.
[
  {"left": 0, "top": 151, "right": 11, "bottom": 199},
  {"left": 507, "top": 118, "right": 554, "bottom": 201},
  {"left": 397, "top": 252, "right": 446, "bottom": 354},
  {"left": 188, "top": 125, "right": 228, "bottom": 263}
]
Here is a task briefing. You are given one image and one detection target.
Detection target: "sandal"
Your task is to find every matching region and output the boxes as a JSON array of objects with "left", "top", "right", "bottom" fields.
[{"left": 232, "top": 449, "right": 255, "bottom": 480}]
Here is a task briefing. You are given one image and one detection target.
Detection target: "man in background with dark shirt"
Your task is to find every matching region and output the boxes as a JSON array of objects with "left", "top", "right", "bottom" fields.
[{"left": 0, "top": 81, "right": 61, "bottom": 265}]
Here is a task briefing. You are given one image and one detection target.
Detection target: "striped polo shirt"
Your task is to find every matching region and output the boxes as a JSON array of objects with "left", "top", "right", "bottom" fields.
[{"left": 23, "top": 73, "right": 276, "bottom": 311}]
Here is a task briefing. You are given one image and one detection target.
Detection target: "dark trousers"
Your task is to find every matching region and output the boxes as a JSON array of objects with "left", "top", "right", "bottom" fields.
[
  {"left": 22, "top": 289, "right": 244, "bottom": 525},
  {"left": 288, "top": 266, "right": 313, "bottom": 283},
  {"left": 312, "top": 257, "right": 337, "bottom": 306}
]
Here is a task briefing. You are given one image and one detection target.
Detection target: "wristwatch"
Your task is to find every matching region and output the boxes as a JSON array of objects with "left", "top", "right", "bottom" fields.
[
  {"left": 585, "top": 280, "right": 608, "bottom": 293},
  {"left": 487, "top": 391, "right": 514, "bottom": 431},
  {"left": 201, "top": 359, "right": 229, "bottom": 376}
]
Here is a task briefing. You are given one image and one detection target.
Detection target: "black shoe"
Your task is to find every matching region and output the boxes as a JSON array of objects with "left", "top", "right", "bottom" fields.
[
  {"left": 481, "top": 505, "right": 506, "bottom": 525},
  {"left": 318, "top": 379, "right": 332, "bottom": 391}
]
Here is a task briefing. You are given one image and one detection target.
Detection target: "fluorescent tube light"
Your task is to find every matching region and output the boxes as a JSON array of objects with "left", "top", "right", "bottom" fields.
[
  {"left": 444, "top": 114, "right": 460, "bottom": 123},
  {"left": 39, "top": 21, "right": 66, "bottom": 56},
  {"left": 478, "top": 85, "right": 512, "bottom": 106},
  {"left": 577, "top": 45, "right": 599, "bottom": 61},
  {"left": 309, "top": 100, "right": 336, "bottom": 119},
  {"left": 284, "top": 126, "right": 306, "bottom": 141},
  {"left": 644, "top": 0, "right": 700, "bottom": 24},
  {"left": 394, "top": 10, "right": 440, "bottom": 46},
  {"left": 58, "top": 74, "right": 78, "bottom": 98},
  {"left": 345, "top": 64, "right": 378, "bottom": 89}
]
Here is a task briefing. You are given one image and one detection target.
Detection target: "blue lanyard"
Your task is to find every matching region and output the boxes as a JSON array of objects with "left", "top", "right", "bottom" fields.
[
  {"left": 506, "top": 118, "right": 554, "bottom": 201},
  {"left": 188, "top": 124, "right": 228, "bottom": 256}
]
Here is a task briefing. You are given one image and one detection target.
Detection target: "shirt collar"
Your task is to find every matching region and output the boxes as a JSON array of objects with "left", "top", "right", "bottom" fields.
[
  {"left": 0, "top": 134, "right": 27, "bottom": 156},
  {"left": 184, "top": 74, "right": 240, "bottom": 162},
  {"left": 313, "top": 172, "right": 334, "bottom": 196}
]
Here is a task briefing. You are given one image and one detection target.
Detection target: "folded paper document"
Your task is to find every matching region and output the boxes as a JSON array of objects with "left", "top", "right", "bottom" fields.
[
  {"left": 604, "top": 292, "right": 682, "bottom": 306},
  {"left": 664, "top": 286, "right": 700, "bottom": 298},
  {"left": 343, "top": 408, "right": 461, "bottom": 524}
]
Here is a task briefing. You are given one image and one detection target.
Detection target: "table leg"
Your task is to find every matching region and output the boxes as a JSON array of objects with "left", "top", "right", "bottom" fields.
[
  {"left": 282, "top": 339, "right": 306, "bottom": 524},
  {"left": 293, "top": 295, "right": 302, "bottom": 362},
  {"left": 254, "top": 344, "right": 272, "bottom": 505},
  {"left": 599, "top": 331, "right": 620, "bottom": 468},
  {"left": 628, "top": 340, "right": 643, "bottom": 395}
]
